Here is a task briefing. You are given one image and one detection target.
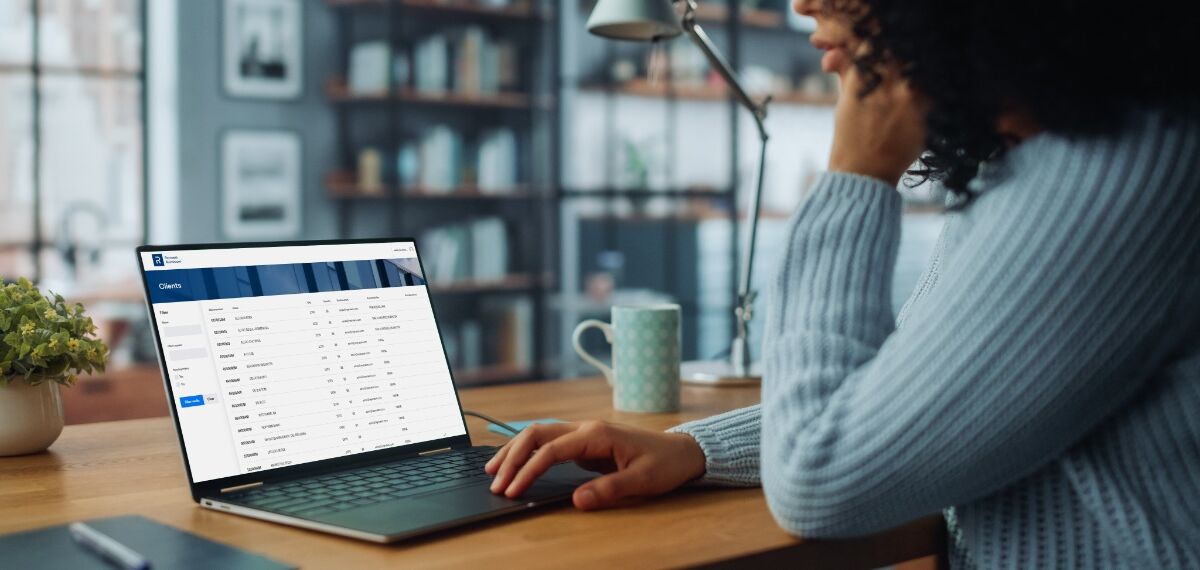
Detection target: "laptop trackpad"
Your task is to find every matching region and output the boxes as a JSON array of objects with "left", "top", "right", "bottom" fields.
[
  {"left": 420, "top": 478, "right": 576, "bottom": 506},
  {"left": 315, "top": 480, "right": 576, "bottom": 537}
]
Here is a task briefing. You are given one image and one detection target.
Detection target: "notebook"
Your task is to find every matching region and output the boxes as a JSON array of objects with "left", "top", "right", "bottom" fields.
[{"left": 0, "top": 515, "right": 294, "bottom": 570}]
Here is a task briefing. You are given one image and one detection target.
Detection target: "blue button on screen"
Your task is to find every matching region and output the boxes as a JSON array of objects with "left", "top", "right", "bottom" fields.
[{"left": 179, "top": 395, "right": 204, "bottom": 408}]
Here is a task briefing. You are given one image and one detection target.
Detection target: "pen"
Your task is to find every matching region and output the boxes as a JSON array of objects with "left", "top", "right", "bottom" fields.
[{"left": 68, "top": 522, "right": 152, "bottom": 570}]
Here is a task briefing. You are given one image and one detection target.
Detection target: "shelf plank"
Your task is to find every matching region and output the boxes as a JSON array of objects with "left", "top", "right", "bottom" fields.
[
  {"left": 692, "top": 3, "right": 788, "bottom": 30},
  {"left": 328, "top": 0, "right": 549, "bottom": 19},
  {"left": 327, "top": 172, "right": 546, "bottom": 201},
  {"left": 327, "top": 172, "right": 390, "bottom": 199},
  {"left": 579, "top": 79, "right": 837, "bottom": 108},
  {"left": 327, "top": 79, "right": 538, "bottom": 109},
  {"left": 405, "top": 188, "right": 545, "bottom": 200},
  {"left": 560, "top": 187, "right": 734, "bottom": 199},
  {"left": 431, "top": 274, "right": 543, "bottom": 294}
]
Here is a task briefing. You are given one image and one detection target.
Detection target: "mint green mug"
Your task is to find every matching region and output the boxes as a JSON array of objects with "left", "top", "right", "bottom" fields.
[{"left": 572, "top": 304, "right": 681, "bottom": 413}]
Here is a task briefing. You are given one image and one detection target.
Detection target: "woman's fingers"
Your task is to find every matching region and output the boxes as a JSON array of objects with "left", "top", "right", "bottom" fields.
[
  {"left": 484, "top": 439, "right": 512, "bottom": 474},
  {"left": 502, "top": 428, "right": 608, "bottom": 498},
  {"left": 487, "top": 423, "right": 575, "bottom": 493}
]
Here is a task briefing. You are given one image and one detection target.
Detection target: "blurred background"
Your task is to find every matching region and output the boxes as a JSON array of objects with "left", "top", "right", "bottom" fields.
[{"left": 0, "top": 0, "right": 944, "bottom": 424}]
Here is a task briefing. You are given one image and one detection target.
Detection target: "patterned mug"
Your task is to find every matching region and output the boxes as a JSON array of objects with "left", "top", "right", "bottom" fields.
[{"left": 572, "top": 304, "right": 681, "bottom": 413}]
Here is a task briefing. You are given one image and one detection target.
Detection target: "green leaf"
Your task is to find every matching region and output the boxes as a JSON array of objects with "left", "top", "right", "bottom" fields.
[{"left": 0, "top": 280, "right": 108, "bottom": 384}]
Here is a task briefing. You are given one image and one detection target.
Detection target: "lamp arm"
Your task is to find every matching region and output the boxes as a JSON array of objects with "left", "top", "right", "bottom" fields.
[
  {"left": 678, "top": 1, "right": 770, "bottom": 140},
  {"left": 676, "top": 0, "right": 771, "bottom": 373}
]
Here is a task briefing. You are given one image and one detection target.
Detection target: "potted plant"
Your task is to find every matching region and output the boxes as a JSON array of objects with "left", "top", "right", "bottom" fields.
[{"left": 0, "top": 278, "right": 108, "bottom": 456}]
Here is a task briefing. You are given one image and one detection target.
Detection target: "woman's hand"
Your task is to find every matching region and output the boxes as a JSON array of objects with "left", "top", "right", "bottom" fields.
[
  {"left": 828, "top": 57, "right": 928, "bottom": 186},
  {"left": 484, "top": 421, "right": 707, "bottom": 510}
]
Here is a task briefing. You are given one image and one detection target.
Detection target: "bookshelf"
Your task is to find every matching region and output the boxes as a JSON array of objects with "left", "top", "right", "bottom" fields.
[
  {"left": 325, "top": 0, "right": 557, "bottom": 385},
  {"left": 323, "top": 0, "right": 845, "bottom": 383}
]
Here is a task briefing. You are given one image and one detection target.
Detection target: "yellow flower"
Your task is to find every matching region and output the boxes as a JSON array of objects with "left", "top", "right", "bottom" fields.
[
  {"left": 67, "top": 338, "right": 81, "bottom": 350},
  {"left": 44, "top": 308, "right": 58, "bottom": 319},
  {"left": 20, "top": 322, "right": 34, "bottom": 335},
  {"left": 86, "top": 348, "right": 98, "bottom": 360},
  {"left": 47, "top": 338, "right": 58, "bottom": 349}
]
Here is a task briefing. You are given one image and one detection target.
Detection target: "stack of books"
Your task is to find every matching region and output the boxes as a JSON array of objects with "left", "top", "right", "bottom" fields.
[
  {"left": 442, "top": 296, "right": 533, "bottom": 375},
  {"left": 414, "top": 26, "right": 519, "bottom": 95},
  {"left": 419, "top": 217, "right": 511, "bottom": 284},
  {"left": 399, "top": 126, "right": 519, "bottom": 194}
]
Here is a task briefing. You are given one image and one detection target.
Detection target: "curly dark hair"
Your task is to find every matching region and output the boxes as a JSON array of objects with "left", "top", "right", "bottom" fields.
[{"left": 838, "top": 0, "right": 1198, "bottom": 199}]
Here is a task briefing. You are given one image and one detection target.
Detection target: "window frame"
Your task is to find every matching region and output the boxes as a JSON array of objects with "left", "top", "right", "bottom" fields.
[{"left": 0, "top": 0, "right": 147, "bottom": 282}]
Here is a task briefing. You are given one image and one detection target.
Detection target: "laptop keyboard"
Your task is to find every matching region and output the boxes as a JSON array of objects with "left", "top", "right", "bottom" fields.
[{"left": 222, "top": 447, "right": 496, "bottom": 519}]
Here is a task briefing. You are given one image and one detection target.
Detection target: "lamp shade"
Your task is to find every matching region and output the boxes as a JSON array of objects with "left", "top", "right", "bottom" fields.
[{"left": 586, "top": 0, "right": 682, "bottom": 41}]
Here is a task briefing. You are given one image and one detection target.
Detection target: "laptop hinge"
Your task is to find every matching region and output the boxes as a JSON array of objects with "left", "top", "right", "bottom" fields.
[
  {"left": 418, "top": 446, "right": 452, "bottom": 456},
  {"left": 221, "top": 481, "right": 264, "bottom": 494}
]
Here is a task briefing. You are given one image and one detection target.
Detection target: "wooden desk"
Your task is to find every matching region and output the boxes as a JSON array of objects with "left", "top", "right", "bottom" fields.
[{"left": 0, "top": 379, "right": 942, "bottom": 569}]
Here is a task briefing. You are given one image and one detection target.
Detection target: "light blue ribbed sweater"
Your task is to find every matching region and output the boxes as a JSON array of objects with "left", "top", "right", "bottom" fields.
[{"left": 671, "top": 110, "right": 1200, "bottom": 568}]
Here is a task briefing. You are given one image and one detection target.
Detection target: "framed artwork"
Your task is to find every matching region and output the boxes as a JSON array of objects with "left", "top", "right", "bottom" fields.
[
  {"left": 223, "top": 0, "right": 303, "bottom": 100},
  {"left": 221, "top": 130, "right": 302, "bottom": 240}
]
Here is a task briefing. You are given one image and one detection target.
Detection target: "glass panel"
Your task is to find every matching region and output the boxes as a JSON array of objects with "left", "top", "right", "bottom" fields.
[
  {"left": 0, "top": 73, "right": 34, "bottom": 244},
  {"left": 38, "top": 0, "right": 142, "bottom": 72},
  {"left": 34, "top": 242, "right": 140, "bottom": 291},
  {"left": 38, "top": 74, "right": 142, "bottom": 288},
  {"left": 0, "top": 248, "right": 34, "bottom": 282},
  {"left": 0, "top": 1, "right": 32, "bottom": 66}
]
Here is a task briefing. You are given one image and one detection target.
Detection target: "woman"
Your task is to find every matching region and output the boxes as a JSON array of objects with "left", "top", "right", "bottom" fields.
[{"left": 489, "top": 0, "right": 1199, "bottom": 566}]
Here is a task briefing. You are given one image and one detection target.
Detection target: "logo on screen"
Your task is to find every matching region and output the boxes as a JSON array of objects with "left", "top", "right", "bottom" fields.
[{"left": 152, "top": 254, "right": 165, "bottom": 267}]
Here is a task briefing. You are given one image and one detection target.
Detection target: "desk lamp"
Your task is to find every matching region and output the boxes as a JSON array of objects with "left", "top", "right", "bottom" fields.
[{"left": 587, "top": 0, "right": 770, "bottom": 385}]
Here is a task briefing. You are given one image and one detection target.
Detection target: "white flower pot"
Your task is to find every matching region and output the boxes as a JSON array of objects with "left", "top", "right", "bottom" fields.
[{"left": 0, "top": 378, "right": 65, "bottom": 456}]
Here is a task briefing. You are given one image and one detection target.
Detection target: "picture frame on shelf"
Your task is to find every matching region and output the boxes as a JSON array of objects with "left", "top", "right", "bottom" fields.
[
  {"left": 221, "top": 129, "right": 303, "bottom": 240},
  {"left": 223, "top": 0, "right": 303, "bottom": 100}
]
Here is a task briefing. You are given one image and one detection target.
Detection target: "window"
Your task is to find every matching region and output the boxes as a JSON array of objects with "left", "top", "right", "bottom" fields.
[{"left": 0, "top": 0, "right": 144, "bottom": 289}]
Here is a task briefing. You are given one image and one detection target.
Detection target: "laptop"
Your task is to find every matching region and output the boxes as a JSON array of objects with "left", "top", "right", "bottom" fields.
[{"left": 136, "top": 238, "right": 593, "bottom": 543}]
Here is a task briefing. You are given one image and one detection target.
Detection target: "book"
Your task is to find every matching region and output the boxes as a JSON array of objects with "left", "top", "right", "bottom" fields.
[
  {"left": 469, "top": 217, "right": 510, "bottom": 281},
  {"left": 481, "top": 296, "right": 533, "bottom": 369},
  {"left": 454, "top": 26, "right": 488, "bottom": 94},
  {"left": 414, "top": 34, "right": 449, "bottom": 94},
  {"left": 357, "top": 147, "right": 383, "bottom": 195},
  {"left": 420, "top": 217, "right": 510, "bottom": 284},
  {"left": 0, "top": 515, "right": 294, "bottom": 570},
  {"left": 348, "top": 41, "right": 390, "bottom": 95},
  {"left": 476, "top": 128, "right": 519, "bottom": 194},
  {"left": 494, "top": 40, "right": 519, "bottom": 91},
  {"left": 396, "top": 142, "right": 420, "bottom": 188},
  {"left": 418, "top": 125, "right": 463, "bottom": 192},
  {"left": 460, "top": 320, "right": 483, "bottom": 371}
]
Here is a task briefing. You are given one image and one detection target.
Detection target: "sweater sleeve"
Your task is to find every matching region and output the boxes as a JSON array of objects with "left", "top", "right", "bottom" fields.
[
  {"left": 761, "top": 115, "right": 1200, "bottom": 539},
  {"left": 668, "top": 405, "right": 762, "bottom": 486}
]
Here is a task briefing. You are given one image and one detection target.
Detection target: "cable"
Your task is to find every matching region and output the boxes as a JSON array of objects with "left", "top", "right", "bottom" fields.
[{"left": 462, "top": 409, "right": 520, "bottom": 435}]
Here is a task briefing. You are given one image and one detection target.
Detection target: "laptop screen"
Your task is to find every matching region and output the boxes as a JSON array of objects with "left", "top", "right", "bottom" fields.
[{"left": 139, "top": 241, "right": 467, "bottom": 483}]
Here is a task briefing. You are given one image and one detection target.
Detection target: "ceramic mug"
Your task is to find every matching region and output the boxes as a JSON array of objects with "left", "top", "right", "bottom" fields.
[{"left": 572, "top": 304, "right": 681, "bottom": 413}]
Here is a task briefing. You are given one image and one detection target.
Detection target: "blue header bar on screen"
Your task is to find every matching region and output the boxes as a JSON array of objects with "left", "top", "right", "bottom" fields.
[{"left": 144, "top": 258, "right": 427, "bottom": 304}]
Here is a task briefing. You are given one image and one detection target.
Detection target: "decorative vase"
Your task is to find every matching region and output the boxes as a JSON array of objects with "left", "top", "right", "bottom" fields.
[{"left": 0, "top": 378, "right": 65, "bottom": 456}]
